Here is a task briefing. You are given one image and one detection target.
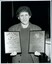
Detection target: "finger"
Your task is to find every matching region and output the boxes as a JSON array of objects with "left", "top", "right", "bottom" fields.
[{"left": 35, "top": 51, "right": 41, "bottom": 56}]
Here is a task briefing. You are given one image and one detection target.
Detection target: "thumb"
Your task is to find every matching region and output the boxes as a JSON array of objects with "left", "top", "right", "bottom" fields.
[
  {"left": 35, "top": 51, "right": 41, "bottom": 56},
  {"left": 10, "top": 51, "right": 17, "bottom": 56}
]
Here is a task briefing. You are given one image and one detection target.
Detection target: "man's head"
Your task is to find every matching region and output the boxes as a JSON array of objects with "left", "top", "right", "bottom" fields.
[{"left": 16, "top": 6, "right": 32, "bottom": 25}]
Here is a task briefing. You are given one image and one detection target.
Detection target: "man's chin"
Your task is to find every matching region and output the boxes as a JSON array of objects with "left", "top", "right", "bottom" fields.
[{"left": 21, "top": 22, "right": 29, "bottom": 25}]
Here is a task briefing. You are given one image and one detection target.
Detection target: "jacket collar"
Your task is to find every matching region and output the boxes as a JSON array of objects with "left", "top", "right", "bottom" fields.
[{"left": 18, "top": 22, "right": 32, "bottom": 31}]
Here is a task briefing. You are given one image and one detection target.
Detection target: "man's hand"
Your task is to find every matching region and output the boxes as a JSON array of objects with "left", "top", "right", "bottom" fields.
[
  {"left": 10, "top": 51, "right": 17, "bottom": 56},
  {"left": 34, "top": 51, "right": 41, "bottom": 56}
]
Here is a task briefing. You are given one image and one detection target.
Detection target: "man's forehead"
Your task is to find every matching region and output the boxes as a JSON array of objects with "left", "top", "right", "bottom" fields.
[{"left": 19, "top": 11, "right": 29, "bottom": 15}]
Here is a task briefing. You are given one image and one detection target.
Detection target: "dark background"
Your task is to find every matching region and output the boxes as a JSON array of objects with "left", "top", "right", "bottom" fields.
[{"left": 1, "top": 1, "right": 50, "bottom": 63}]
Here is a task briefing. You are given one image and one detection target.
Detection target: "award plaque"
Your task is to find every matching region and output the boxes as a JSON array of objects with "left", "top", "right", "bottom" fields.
[
  {"left": 4, "top": 32, "right": 21, "bottom": 53},
  {"left": 29, "top": 31, "right": 45, "bottom": 53}
]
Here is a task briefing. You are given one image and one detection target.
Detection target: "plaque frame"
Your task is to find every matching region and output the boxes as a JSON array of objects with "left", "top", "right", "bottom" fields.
[
  {"left": 29, "top": 30, "right": 45, "bottom": 54},
  {"left": 4, "top": 31, "right": 21, "bottom": 54}
]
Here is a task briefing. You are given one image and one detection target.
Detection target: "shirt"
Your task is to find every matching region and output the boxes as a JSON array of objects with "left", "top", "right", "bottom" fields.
[{"left": 20, "top": 26, "right": 33, "bottom": 63}]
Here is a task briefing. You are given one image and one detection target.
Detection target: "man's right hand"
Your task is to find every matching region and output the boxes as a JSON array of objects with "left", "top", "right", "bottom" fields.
[
  {"left": 34, "top": 51, "right": 41, "bottom": 56},
  {"left": 10, "top": 52, "right": 17, "bottom": 56}
]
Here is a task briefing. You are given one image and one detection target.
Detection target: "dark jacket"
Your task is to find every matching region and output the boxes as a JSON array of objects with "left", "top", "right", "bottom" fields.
[{"left": 8, "top": 22, "right": 41, "bottom": 63}]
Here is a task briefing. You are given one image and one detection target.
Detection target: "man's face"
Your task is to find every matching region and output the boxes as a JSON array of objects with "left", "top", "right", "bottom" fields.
[{"left": 18, "top": 11, "right": 31, "bottom": 25}]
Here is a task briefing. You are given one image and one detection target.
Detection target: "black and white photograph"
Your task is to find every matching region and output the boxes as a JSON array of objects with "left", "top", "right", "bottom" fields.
[{"left": 1, "top": 1, "right": 51, "bottom": 63}]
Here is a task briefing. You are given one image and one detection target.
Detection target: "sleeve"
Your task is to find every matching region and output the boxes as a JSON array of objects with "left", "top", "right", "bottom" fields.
[
  {"left": 8, "top": 25, "right": 16, "bottom": 31},
  {"left": 33, "top": 24, "right": 42, "bottom": 30},
  {"left": 8, "top": 27, "right": 14, "bottom": 31},
  {"left": 30, "top": 54, "right": 39, "bottom": 63}
]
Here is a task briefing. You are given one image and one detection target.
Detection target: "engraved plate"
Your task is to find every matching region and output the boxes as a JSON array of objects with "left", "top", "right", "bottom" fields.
[
  {"left": 29, "top": 31, "right": 45, "bottom": 53},
  {"left": 4, "top": 32, "right": 21, "bottom": 53}
]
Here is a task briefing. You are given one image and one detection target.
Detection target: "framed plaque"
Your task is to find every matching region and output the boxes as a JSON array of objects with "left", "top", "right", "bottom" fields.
[
  {"left": 29, "top": 31, "right": 45, "bottom": 53},
  {"left": 4, "top": 32, "right": 21, "bottom": 53}
]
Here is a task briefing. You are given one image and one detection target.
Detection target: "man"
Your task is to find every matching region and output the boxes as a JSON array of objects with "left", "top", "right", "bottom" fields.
[{"left": 8, "top": 6, "right": 41, "bottom": 63}]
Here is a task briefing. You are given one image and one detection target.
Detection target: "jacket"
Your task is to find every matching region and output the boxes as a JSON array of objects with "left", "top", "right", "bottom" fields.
[{"left": 8, "top": 22, "right": 41, "bottom": 63}]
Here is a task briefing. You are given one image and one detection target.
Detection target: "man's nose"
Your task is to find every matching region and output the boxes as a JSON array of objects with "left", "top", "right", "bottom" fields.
[{"left": 23, "top": 15, "right": 26, "bottom": 19}]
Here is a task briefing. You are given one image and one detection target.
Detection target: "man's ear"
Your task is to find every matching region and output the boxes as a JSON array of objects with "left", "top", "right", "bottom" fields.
[
  {"left": 18, "top": 17, "right": 20, "bottom": 20},
  {"left": 29, "top": 16, "right": 31, "bottom": 18}
]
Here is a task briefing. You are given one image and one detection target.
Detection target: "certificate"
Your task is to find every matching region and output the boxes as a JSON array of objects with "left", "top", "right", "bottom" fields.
[
  {"left": 29, "top": 31, "right": 45, "bottom": 53},
  {"left": 4, "top": 32, "right": 21, "bottom": 53}
]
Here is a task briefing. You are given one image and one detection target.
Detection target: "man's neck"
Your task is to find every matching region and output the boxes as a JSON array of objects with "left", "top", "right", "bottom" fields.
[{"left": 21, "top": 23, "right": 29, "bottom": 29}]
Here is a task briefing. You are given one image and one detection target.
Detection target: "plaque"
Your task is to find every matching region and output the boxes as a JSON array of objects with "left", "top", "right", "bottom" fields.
[
  {"left": 29, "top": 31, "right": 45, "bottom": 53},
  {"left": 4, "top": 32, "right": 21, "bottom": 53}
]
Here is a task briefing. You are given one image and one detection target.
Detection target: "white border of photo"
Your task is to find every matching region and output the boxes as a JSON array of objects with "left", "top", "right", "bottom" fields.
[{"left": 0, "top": 0, "right": 51, "bottom": 64}]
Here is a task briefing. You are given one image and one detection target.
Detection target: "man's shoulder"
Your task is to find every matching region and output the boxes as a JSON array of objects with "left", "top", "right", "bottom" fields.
[
  {"left": 30, "top": 23, "right": 42, "bottom": 30},
  {"left": 8, "top": 23, "right": 20, "bottom": 31}
]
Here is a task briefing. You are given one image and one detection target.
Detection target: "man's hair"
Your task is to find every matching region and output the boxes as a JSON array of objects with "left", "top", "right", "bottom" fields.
[{"left": 16, "top": 6, "right": 32, "bottom": 17}]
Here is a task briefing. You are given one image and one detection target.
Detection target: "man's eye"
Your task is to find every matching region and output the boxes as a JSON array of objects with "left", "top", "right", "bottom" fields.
[
  {"left": 20, "top": 15, "right": 23, "bottom": 16},
  {"left": 25, "top": 14, "right": 28, "bottom": 16}
]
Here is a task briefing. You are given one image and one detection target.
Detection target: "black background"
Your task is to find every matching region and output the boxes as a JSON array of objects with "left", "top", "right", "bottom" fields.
[{"left": 1, "top": 1, "right": 50, "bottom": 63}]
